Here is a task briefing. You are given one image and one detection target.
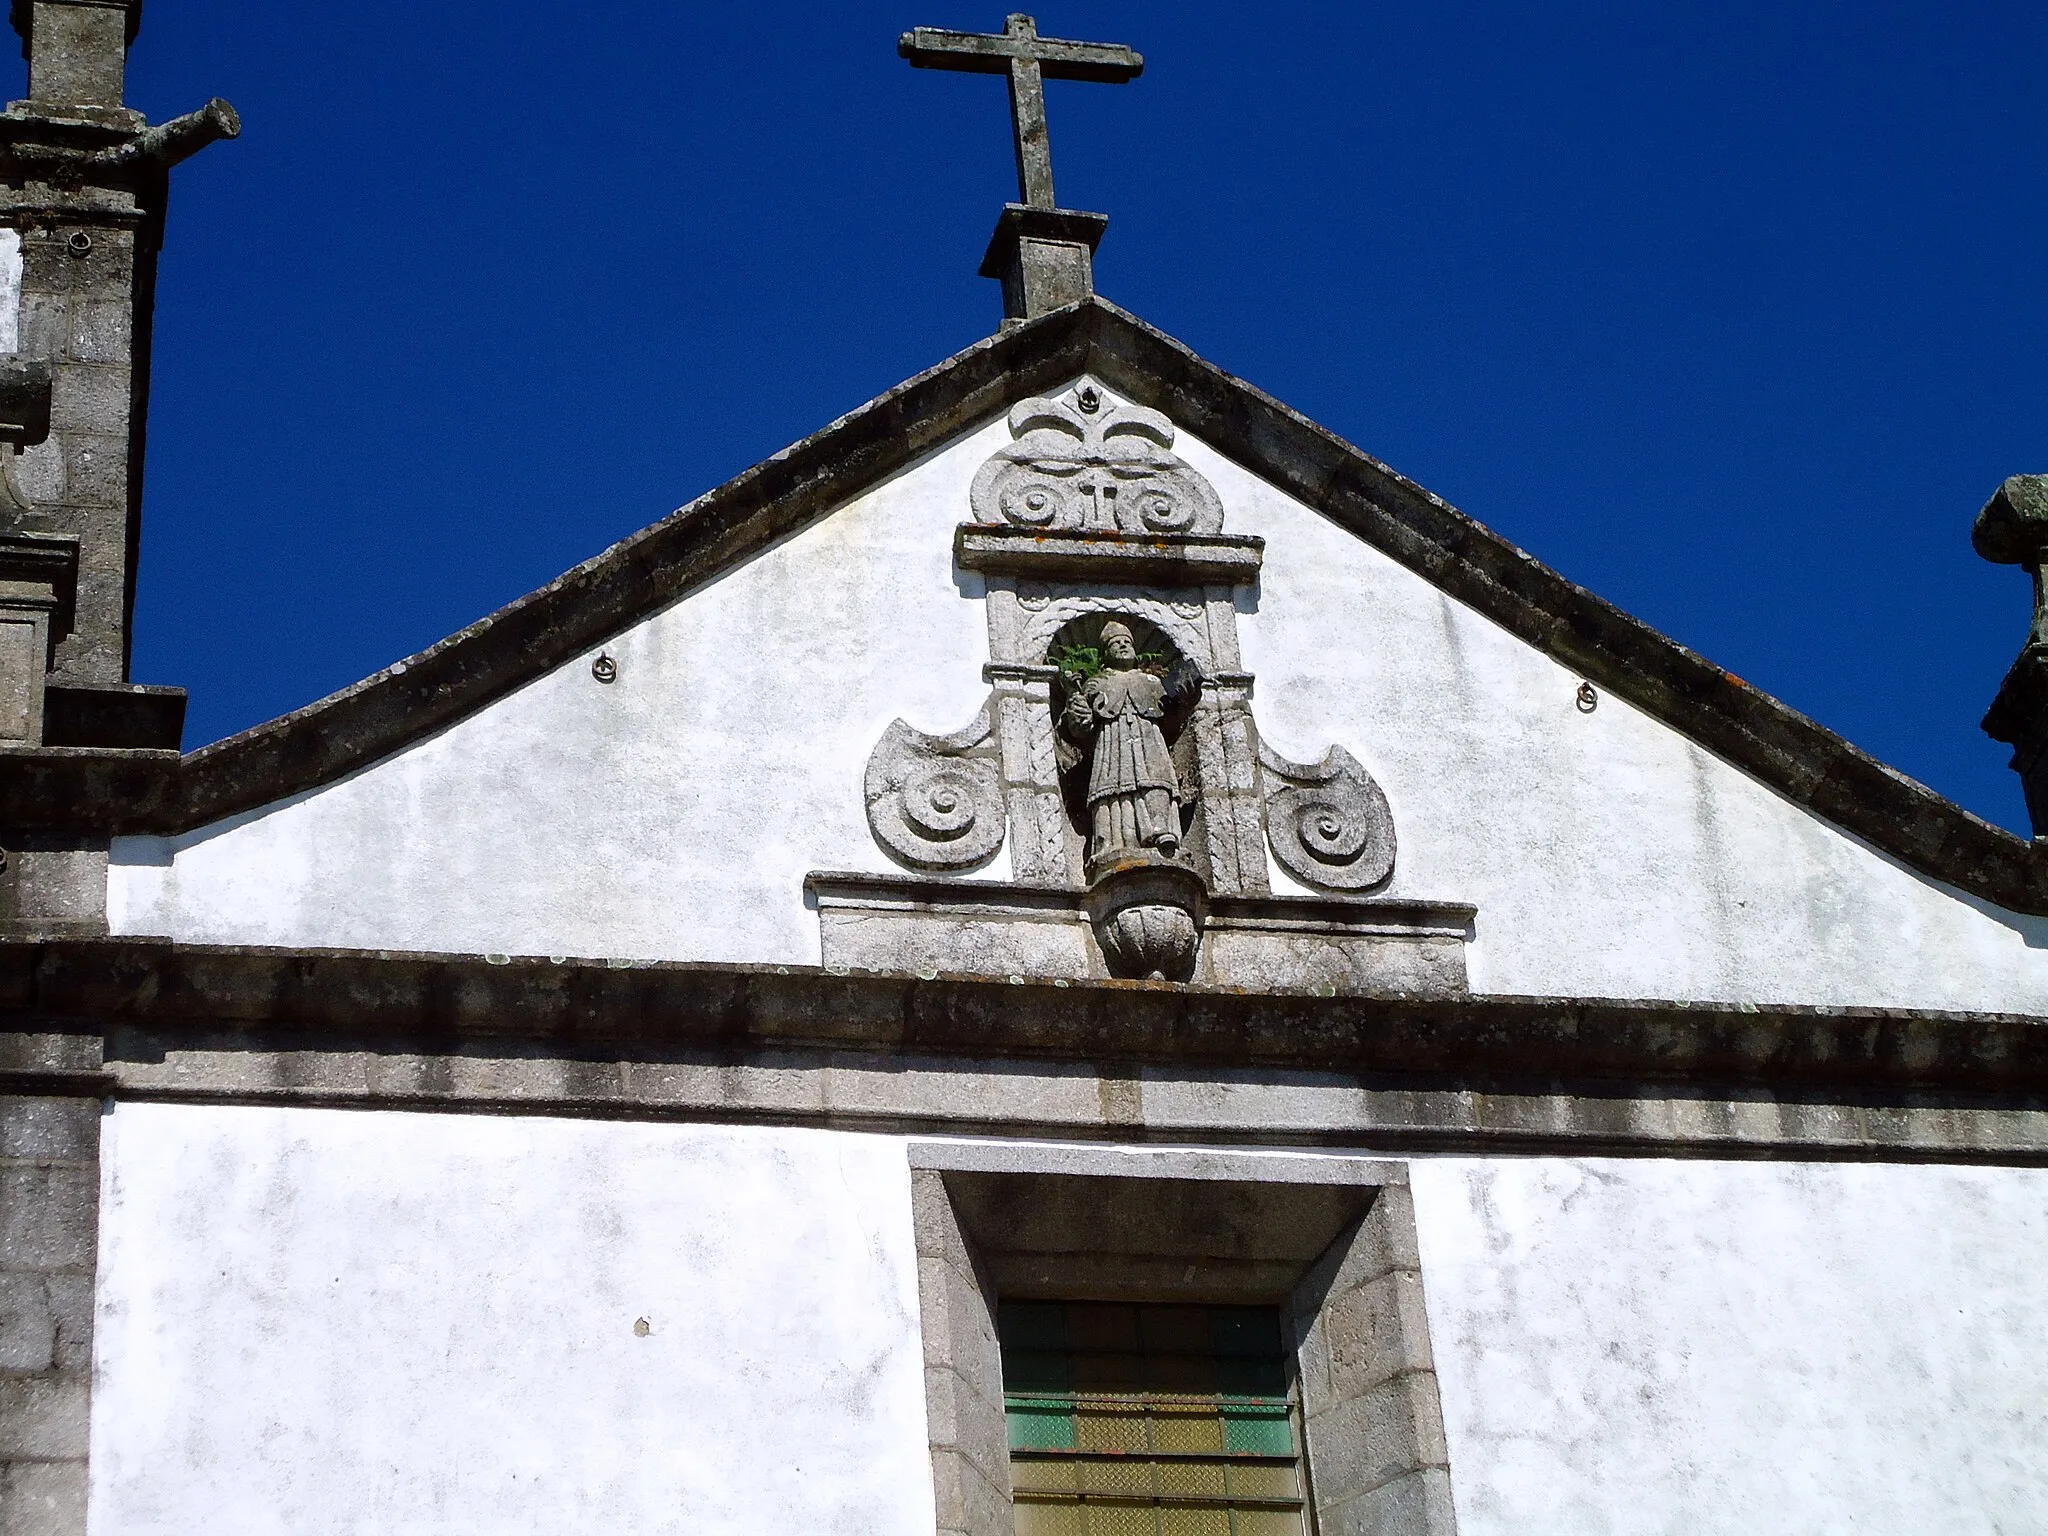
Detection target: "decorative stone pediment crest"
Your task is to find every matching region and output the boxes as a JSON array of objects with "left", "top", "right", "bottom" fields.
[
  {"left": 1258, "top": 742, "right": 1397, "bottom": 892},
  {"left": 863, "top": 704, "right": 1005, "bottom": 873},
  {"left": 837, "top": 380, "right": 1474, "bottom": 992},
  {"left": 970, "top": 379, "right": 1225, "bottom": 537}
]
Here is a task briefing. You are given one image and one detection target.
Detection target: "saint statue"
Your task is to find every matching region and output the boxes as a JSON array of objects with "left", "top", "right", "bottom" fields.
[{"left": 1059, "top": 621, "right": 1197, "bottom": 869}]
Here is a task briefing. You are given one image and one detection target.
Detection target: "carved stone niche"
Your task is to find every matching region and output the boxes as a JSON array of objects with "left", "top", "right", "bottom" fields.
[{"left": 839, "top": 378, "right": 1475, "bottom": 993}]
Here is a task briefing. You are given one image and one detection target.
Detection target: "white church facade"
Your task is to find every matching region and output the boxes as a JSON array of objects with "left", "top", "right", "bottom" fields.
[{"left": 1, "top": 8, "right": 2044, "bottom": 1535}]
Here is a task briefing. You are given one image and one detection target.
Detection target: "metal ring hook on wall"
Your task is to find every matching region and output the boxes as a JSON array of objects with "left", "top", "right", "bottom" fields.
[
  {"left": 591, "top": 652, "right": 617, "bottom": 684},
  {"left": 1576, "top": 682, "right": 1598, "bottom": 713}
]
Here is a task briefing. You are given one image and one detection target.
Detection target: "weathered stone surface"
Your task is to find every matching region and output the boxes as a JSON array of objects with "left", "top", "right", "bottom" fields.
[
  {"left": 0, "top": 839, "right": 106, "bottom": 939},
  {"left": 1317, "top": 1468, "right": 1459, "bottom": 1536},
  {"left": 808, "top": 871, "right": 1470, "bottom": 993},
  {"left": 901, "top": 13, "right": 1139, "bottom": 214},
  {"left": 910, "top": 1170, "right": 1011, "bottom": 1536},
  {"left": 864, "top": 702, "right": 1007, "bottom": 873},
  {"left": 9, "top": 938, "right": 2048, "bottom": 1107},
  {"left": 1258, "top": 741, "right": 1397, "bottom": 893},
  {"left": 969, "top": 381, "right": 1223, "bottom": 537},
  {"left": 0, "top": 1457, "right": 87, "bottom": 1536},
  {"left": 0, "top": 1378, "right": 84, "bottom": 1461}
]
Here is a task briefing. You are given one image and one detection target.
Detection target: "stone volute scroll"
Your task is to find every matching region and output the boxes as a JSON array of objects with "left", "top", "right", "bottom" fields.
[
  {"left": 1257, "top": 742, "right": 1397, "bottom": 892},
  {"left": 863, "top": 701, "right": 1006, "bottom": 873}
]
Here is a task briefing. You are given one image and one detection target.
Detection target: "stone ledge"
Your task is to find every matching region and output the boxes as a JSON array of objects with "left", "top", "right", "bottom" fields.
[
  {"left": 954, "top": 524, "right": 1263, "bottom": 587},
  {"left": 805, "top": 871, "right": 1472, "bottom": 996},
  {"left": 0, "top": 939, "right": 2046, "bottom": 1114}
]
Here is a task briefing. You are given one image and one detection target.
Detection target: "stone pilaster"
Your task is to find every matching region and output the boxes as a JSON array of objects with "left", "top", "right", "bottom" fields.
[
  {"left": 985, "top": 661, "right": 1076, "bottom": 884},
  {"left": 1186, "top": 671, "right": 1269, "bottom": 896},
  {"left": 0, "top": 0, "right": 233, "bottom": 746},
  {"left": 0, "top": 1083, "right": 101, "bottom": 1536}
]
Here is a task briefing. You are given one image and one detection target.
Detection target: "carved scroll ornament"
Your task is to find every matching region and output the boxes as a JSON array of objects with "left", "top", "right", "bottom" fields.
[
  {"left": 970, "top": 379, "right": 1225, "bottom": 538},
  {"left": 1257, "top": 741, "right": 1396, "bottom": 892},
  {"left": 864, "top": 700, "right": 1006, "bottom": 873}
]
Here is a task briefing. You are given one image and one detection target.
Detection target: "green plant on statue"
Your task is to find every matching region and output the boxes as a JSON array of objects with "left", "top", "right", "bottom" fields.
[{"left": 1050, "top": 642, "right": 1167, "bottom": 683}]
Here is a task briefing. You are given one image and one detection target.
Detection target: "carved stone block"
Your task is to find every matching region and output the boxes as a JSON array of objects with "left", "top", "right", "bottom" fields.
[
  {"left": 864, "top": 701, "right": 1007, "bottom": 873},
  {"left": 969, "top": 379, "right": 1224, "bottom": 537},
  {"left": 1259, "top": 741, "right": 1397, "bottom": 893}
]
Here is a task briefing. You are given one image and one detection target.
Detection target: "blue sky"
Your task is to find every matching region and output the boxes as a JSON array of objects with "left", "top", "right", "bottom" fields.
[{"left": 106, "top": 2, "right": 2048, "bottom": 830}]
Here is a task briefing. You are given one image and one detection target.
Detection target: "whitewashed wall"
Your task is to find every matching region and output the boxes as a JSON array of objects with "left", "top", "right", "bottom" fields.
[
  {"left": 109, "top": 415, "right": 1016, "bottom": 968},
  {"left": 108, "top": 385, "right": 2048, "bottom": 1011},
  {"left": 1409, "top": 1155, "right": 2048, "bottom": 1536},
  {"left": 91, "top": 1112, "right": 2048, "bottom": 1535},
  {"left": 90, "top": 1106, "right": 934, "bottom": 1536}
]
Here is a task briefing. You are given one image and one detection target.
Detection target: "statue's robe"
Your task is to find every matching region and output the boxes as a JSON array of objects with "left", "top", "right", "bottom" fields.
[{"left": 1064, "top": 666, "right": 1181, "bottom": 863}]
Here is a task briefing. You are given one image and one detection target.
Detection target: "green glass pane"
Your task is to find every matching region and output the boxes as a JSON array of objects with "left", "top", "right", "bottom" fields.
[
  {"left": 1221, "top": 1403, "right": 1294, "bottom": 1455},
  {"left": 1216, "top": 1353, "right": 1287, "bottom": 1398},
  {"left": 1210, "top": 1307, "right": 1283, "bottom": 1358},
  {"left": 999, "top": 1301, "right": 1069, "bottom": 1352},
  {"left": 1008, "top": 1399, "right": 1077, "bottom": 1450},
  {"left": 1006, "top": 1347, "right": 1073, "bottom": 1394}
]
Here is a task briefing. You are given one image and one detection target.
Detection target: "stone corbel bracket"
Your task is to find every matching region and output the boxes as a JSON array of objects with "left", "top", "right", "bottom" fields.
[
  {"left": 1258, "top": 740, "right": 1397, "bottom": 893},
  {"left": 863, "top": 697, "right": 1007, "bottom": 873}
]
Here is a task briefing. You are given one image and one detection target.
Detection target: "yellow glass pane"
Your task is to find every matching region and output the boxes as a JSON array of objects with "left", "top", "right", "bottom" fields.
[
  {"left": 1013, "top": 1497, "right": 1088, "bottom": 1536},
  {"left": 1154, "top": 1461, "right": 1227, "bottom": 1498},
  {"left": 1146, "top": 1352, "right": 1217, "bottom": 1396},
  {"left": 1010, "top": 1459, "right": 1080, "bottom": 1494},
  {"left": 1154, "top": 1503, "right": 1231, "bottom": 1536},
  {"left": 1081, "top": 1503, "right": 1157, "bottom": 1536},
  {"left": 1228, "top": 1509, "right": 1308, "bottom": 1536},
  {"left": 1074, "top": 1352, "right": 1147, "bottom": 1393},
  {"left": 1223, "top": 1463, "right": 1301, "bottom": 1501},
  {"left": 1148, "top": 1405, "right": 1225, "bottom": 1454},
  {"left": 1076, "top": 1404, "right": 1149, "bottom": 1453},
  {"left": 1079, "top": 1460, "right": 1155, "bottom": 1497}
]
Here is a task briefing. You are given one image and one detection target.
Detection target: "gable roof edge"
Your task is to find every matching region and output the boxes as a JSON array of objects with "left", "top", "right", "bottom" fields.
[
  {"left": 3, "top": 299, "right": 2038, "bottom": 917},
  {"left": 1069, "top": 300, "right": 2044, "bottom": 914}
]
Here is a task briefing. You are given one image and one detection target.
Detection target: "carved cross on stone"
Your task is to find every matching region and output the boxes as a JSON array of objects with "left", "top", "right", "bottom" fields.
[{"left": 898, "top": 13, "right": 1143, "bottom": 209}]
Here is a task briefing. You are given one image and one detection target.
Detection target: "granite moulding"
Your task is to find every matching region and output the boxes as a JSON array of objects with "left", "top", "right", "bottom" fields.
[
  {"left": 1, "top": 937, "right": 2046, "bottom": 1099},
  {"left": 804, "top": 870, "right": 1473, "bottom": 997}
]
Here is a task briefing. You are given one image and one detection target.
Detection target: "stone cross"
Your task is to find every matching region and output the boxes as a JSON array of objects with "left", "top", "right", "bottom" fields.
[{"left": 899, "top": 14, "right": 1143, "bottom": 209}]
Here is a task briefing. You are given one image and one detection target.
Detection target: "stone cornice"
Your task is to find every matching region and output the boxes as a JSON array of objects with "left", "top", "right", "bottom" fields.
[{"left": 3, "top": 938, "right": 2045, "bottom": 1104}]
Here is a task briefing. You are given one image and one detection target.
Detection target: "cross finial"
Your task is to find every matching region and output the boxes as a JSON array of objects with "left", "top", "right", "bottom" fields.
[{"left": 899, "top": 14, "right": 1143, "bottom": 210}]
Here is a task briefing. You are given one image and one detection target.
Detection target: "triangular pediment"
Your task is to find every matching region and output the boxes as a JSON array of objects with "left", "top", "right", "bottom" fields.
[
  {"left": 39, "top": 298, "right": 2048, "bottom": 1016},
  {"left": 51, "top": 298, "right": 2031, "bottom": 922}
]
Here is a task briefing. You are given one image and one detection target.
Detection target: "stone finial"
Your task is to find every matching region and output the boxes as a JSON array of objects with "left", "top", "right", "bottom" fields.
[
  {"left": 1974, "top": 475, "right": 2048, "bottom": 644},
  {"left": 11, "top": 0, "right": 143, "bottom": 116},
  {"left": 899, "top": 15, "right": 1142, "bottom": 325},
  {"left": 1975, "top": 474, "right": 2048, "bottom": 834}
]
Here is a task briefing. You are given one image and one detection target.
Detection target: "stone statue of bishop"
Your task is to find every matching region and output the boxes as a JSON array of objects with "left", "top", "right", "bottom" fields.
[{"left": 1060, "top": 621, "right": 1191, "bottom": 868}]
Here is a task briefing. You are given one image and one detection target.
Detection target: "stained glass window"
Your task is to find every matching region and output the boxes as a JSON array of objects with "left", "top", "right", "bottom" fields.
[{"left": 998, "top": 1300, "right": 1310, "bottom": 1536}]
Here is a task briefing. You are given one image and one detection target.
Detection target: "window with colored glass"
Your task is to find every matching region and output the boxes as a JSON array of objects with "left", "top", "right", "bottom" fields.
[{"left": 997, "top": 1300, "right": 1309, "bottom": 1536}]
